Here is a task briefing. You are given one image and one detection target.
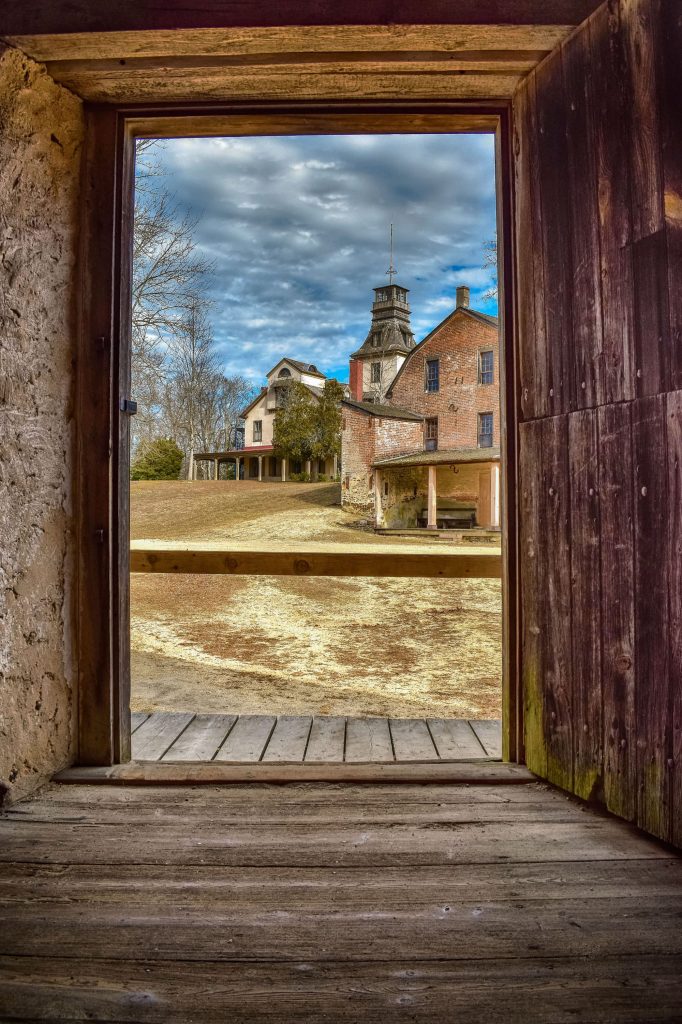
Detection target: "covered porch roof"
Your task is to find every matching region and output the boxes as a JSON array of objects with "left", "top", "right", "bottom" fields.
[
  {"left": 373, "top": 446, "right": 500, "bottom": 469},
  {"left": 194, "top": 446, "right": 275, "bottom": 460}
]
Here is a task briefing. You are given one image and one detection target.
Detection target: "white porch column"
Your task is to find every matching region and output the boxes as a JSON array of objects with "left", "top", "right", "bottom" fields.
[
  {"left": 305, "top": 459, "right": 311, "bottom": 478},
  {"left": 427, "top": 465, "right": 437, "bottom": 529},
  {"left": 478, "top": 468, "right": 491, "bottom": 527},
  {"left": 214, "top": 458, "right": 219, "bottom": 480},
  {"left": 491, "top": 463, "right": 501, "bottom": 528},
  {"left": 235, "top": 456, "right": 240, "bottom": 481},
  {"left": 258, "top": 456, "right": 263, "bottom": 482},
  {"left": 332, "top": 453, "right": 338, "bottom": 478},
  {"left": 281, "top": 456, "right": 287, "bottom": 483},
  {"left": 374, "top": 470, "right": 383, "bottom": 528}
]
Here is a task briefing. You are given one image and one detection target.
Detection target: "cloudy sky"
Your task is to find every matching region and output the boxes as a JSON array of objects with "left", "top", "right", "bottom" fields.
[{"left": 140, "top": 133, "right": 498, "bottom": 385}]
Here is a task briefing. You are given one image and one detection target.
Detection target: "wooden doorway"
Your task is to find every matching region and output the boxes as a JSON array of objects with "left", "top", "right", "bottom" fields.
[{"left": 75, "top": 105, "right": 520, "bottom": 769}]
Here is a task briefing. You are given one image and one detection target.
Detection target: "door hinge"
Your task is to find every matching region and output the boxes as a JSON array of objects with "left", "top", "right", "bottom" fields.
[{"left": 120, "top": 398, "right": 138, "bottom": 415}]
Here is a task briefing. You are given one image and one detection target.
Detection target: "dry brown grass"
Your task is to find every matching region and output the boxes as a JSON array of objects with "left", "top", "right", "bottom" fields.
[{"left": 131, "top": 481, "right": 502, "bottom": 717}]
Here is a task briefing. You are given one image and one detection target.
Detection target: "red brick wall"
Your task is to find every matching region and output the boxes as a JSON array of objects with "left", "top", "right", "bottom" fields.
[
  {"left": 341, "top": 405, "right": 422, "bottom": 510},
  {"left": 388, "top": 310, "right": 499, "bottom": 449},
  {"left": 349, "top": 358, "right": 363, "bottom": 400}
]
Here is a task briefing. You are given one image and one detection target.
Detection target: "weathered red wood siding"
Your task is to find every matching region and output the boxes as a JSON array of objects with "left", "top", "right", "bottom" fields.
[{"left": 514, "top": 0, "right": 681, "bottom": 845}]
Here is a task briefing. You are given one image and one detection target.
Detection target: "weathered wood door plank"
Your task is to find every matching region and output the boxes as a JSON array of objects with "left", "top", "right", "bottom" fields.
[
  {"left": 130, "top": 711, "right": 150, "bottom": 734},
  {"left": 161, "top": 714, "right": 238, "bottom": 761},
  {"left": 344, "top": 718, "right": 394, "bottom": 763},
  {"left": 131, "top": 712, "right": 195, "bottom": 761},
  {"left": 428, "top": 719, "right": 488, "bottom": 759},
  {"left": 214, "top": 715, "right": 276, "bottom": 762},
  {"left": 262, "top": 716, "right": 313, "bottom": 762},
  {"left": 305, "top": 717, "right": 346, "bottom": 763},
  {"left": 389, "top": 718, "right": 439, "bottom": 761},
  {"left": 469, "top": 720, "right": 503, "bottom": 759}
]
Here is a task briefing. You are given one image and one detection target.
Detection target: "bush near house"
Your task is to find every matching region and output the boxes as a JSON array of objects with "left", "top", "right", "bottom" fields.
[
  {"left": 131, "top": 438, "right": 184, "bottom": 480},
  {"left": 273, "top": 378, "right": 344, "bottom": 467}
]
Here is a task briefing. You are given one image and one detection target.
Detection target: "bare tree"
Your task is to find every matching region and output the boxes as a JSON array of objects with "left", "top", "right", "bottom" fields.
[
  {"left": 130, "top": 141, "right": 255, "bottom": 474},
  {"left": 482, "top": 238, "right": 498, "bottom": 300},
  {"left": 162, "top": 295, "right": 221, "bottom": 478},
  {"left": 214, "top": 374, "right": 255, "bottom": 450},
  {"left": 131, "top": 140, "right": 214, "bottom": 453}
]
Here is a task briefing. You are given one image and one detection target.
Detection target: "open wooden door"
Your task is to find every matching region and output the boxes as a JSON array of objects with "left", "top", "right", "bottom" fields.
[{"left": 513, "top": 0, "right": 681, "bottom": 846}]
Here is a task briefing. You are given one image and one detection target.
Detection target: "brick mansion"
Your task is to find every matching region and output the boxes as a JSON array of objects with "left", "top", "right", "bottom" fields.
[
  {"left": 193, "top": 273, "right": 500, "bottom": 532},
  {"left": 341, "top": 280, "right": 500, "bottom": 531}
]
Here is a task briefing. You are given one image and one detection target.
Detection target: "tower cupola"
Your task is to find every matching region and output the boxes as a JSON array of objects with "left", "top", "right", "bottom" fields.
[
  {"left": 352, "top": 282, "right": 415, "bottom": 359},
  {"left": 349, "top": 227, "right": 416, "bottom": 401}
]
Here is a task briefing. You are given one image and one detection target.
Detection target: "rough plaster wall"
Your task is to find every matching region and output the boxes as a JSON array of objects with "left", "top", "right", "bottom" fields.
[{"left": 0, "top": 46, "right": 83, "bottom": 802}]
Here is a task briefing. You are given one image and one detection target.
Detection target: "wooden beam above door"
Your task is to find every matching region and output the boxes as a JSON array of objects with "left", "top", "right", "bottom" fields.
[
  {"left": 2, "top": 3, "right": 603, "bottom": 103},
  {"left": 1, "top": 2, "right": 604, "bottom": 36}
]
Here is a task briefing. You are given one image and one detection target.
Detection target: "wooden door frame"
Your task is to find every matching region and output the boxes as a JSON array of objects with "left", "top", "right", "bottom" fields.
[{"left": 75, "top": 101, "right": 521, "bottom": 766}]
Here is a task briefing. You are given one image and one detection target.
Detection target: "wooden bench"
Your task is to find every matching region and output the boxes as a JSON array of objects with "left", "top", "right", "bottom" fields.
[{"left": 417, "top": 503, "right": 477, "bottom": 529}]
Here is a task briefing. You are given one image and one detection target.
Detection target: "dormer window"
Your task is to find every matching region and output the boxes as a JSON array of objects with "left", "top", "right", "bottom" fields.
[{"left": 278, "top": 367, "right": 291, "bottom": 378}]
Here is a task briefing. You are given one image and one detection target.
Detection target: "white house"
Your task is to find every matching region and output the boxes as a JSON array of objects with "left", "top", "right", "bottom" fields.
[{"left": 194, "top": 357, "right": 340, "bottom": 481}]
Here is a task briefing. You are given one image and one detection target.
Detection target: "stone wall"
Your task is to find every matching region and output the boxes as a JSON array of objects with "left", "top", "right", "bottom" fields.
[
  {"left": 0, "top": 45, "right": 84, "bottom": 802},
  {"left": 340, "top": 405, "right": 422, "bottom": 513},
  {"left": 388, "top": 309, "right": 499, "bottom": 448}
]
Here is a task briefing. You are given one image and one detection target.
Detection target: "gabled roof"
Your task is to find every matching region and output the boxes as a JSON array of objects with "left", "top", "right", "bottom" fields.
[
  {"left": 266, "top": 357, "right": 326, "bottom": 379},
  {"left": 342, "top": 398, "right": 424, "bottom": 421},
  {"left": 386, "top": 305, "right": 498, "bottom": 398}
]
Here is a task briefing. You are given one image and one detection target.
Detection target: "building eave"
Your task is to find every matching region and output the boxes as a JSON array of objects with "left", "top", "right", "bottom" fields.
[
  {"left": 342, "top": 398, "right": 424, "bottom": 421},
  {"left": 266, "top": 356, "right": 326, "bottom": 380},
  {"left": 385, "top": 305, "right": 498, "bottom": 398},
  {"left": 373, "top": 446, "right": 501, "bottom": 468}
]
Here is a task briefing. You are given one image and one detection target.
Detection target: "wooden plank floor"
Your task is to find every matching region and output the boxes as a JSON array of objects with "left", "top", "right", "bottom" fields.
[
  {"left": 1, "top": 780, "right": 681, "bottom": 1022},
  {"left": 131, "top": 712, "right": 502, "bottom": 762}
]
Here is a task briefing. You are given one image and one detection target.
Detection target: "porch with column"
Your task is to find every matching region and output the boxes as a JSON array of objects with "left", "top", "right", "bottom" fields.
[
  {"left": 371, "top": 448, "right": 501, "bottom": 532},
  {"left": 427, "top": 465, "right": 437, "bottom": 530}
]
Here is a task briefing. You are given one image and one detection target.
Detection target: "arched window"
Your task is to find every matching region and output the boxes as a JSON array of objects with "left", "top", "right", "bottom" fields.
[{"left": 278, "top": 367, "right": 291, "bottom": 378}]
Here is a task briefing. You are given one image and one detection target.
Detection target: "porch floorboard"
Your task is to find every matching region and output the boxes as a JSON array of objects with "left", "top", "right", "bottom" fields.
[{"left": 130, "top": 712, "right": 502, "bottom": 763}]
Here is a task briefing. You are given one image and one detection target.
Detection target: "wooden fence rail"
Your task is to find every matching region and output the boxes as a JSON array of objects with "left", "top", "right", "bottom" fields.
[{"left": 130, "top": 546, "right": 502, "bottom": 579}]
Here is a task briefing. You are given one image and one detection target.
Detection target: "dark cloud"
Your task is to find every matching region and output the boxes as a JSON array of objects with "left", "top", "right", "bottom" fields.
[{"left": 140, "top": 134, "right": 497, "bottom": 383}]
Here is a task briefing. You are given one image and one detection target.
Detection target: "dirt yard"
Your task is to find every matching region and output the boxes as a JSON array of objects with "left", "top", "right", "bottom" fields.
[{"left": 131, "top": 481, "right": 502, "bottom": 718}]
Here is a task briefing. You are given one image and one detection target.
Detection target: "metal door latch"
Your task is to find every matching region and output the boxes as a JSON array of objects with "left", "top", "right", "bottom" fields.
[{"left": 120, "top": 398, "right": 138, "bottom": 415}]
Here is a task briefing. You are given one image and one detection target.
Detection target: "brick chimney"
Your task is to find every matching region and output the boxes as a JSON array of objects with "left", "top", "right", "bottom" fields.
[
  {"left": 349, "top": 357, "right": 363, "bottom": 400},
  {"left": 456, "top": 285, "right": 470, "bottom": 309}
]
